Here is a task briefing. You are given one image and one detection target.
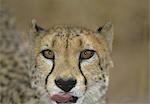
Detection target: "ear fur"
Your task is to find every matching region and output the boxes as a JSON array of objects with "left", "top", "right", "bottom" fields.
[
  {"left": 29, "top": 19, "right": 46, "bottom": 46},
  {"left": 97, "top": 22, "right": 113, "bottom": 52},
  {"left": 31, "top": 19, "right": 45, "bottom": 34}
]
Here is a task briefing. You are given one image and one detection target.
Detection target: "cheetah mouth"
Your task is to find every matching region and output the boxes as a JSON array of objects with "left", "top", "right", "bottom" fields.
[{"left": 50, "top": 93, "right": 78, "bottom": 103}]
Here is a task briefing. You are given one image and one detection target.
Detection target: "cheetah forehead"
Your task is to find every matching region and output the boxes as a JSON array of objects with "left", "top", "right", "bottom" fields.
[
  {"left": 33, "top": 25, "right": 108, "bottom": 56},
  {"left": 47, "top": 25, "right": 97, "bottom": 37}
]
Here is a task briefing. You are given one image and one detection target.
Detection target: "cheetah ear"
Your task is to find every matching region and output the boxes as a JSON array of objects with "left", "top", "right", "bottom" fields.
[
  {"left": 31, "top": 19, "right": 45, "bottom": 34},
  {"left": 97, "top": 22, "right": 113, "bottom": 52}
]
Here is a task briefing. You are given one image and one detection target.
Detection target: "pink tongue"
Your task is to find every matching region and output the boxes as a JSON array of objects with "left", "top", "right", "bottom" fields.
[{"left": 51, "top": 93, "right": 72, "bottom": 103}]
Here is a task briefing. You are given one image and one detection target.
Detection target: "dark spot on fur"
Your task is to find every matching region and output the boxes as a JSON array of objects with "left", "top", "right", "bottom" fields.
[
  {"left": 4, "top": 74, "right": 11, "bottom": 80},
  {"left": 12, "top": 61, "right": 18, "bottom": 67},
  {"left": 0, "top": 82, "right": 5, "bottom": 87},
  {"left": 1, "top": 60, "right": 7, "bottom": 68},
  {"left": 99, "top": 77, "right": 102, "bottom": 80},
  {"left": 102, "top": 74, "right": 105, "bottom": 78},
  {"left": 32, "top": 70, "right": 35, "bottom": 74},
  {"left": 65, "top": 38, "right": 69, "bottom": 48},
  {"left": 32, "top": 74, "right": 37, "bottom": 79},
  {"left": 76, "top": 34, "right": 80, "bottom": 36},
  {"left": 101, "top": 85, "right": 106, "bottom": 89},
  {"left": 103, "top": 79, "right": 106, "bottom": 82},
  {"left": 34, "top": 81, "right": 37, "bottom": 85},
  {"left": 34, "top": 95, "right": 38, "bottom": 99}
]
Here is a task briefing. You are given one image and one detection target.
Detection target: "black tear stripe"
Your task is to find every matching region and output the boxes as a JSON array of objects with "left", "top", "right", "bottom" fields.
[
  {"left": 45, "top": 61, "right": 55, "bottom": 85},
  {"left": 79, "top": 60, "right": 87, "bottom": 86}
]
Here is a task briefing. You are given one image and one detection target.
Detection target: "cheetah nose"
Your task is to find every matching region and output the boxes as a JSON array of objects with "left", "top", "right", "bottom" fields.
[{"left": 55, "top": 78, "right": 77, "bottom": 92}]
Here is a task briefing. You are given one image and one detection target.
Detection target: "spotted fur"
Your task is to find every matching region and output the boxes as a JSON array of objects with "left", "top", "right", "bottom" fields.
[
  {"left": 0, "top": 9, "right": 38, "bottom": 104},
  {"left": 0, "top": 9, "right": 113, "bottom": 104},
  {"left": 30, "top": 21, "right": 113, "bottom": 104}
]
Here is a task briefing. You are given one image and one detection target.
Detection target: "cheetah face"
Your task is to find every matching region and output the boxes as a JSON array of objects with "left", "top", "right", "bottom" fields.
[{"left": 30, "top": 22, "right": 113, "bottom": 104}]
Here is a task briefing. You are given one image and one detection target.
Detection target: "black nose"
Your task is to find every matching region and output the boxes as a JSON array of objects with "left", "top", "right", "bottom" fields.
[{"left": 55, "top": 78, "right": 77, "bottom": 92}]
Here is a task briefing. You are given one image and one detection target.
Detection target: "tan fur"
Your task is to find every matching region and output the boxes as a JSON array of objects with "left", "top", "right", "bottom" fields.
[
  {"left": 30, "top": 23, "right": 113, "bottom": 104},
  {"left": 0, "top": 5, "right": 113, "bottom": 104}
]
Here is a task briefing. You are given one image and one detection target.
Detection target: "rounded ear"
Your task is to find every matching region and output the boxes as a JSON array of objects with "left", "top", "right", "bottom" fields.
[
  {"left": 31, "top": 19, "right": 45, "bottom": 34},
  {"left": 97, "top": 22, "right": 113, "bottom": 52},
  {"left": 29, "top": 19, "right": 46, "bottom": 45}
]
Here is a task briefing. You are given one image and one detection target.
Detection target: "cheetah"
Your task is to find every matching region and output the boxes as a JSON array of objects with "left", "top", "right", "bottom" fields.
[
  {"left": 29, "top": 20, "right": 113, "bottom": 104},
  {"left": 0, "top": 8, "right": 113, "bottom": 104}
]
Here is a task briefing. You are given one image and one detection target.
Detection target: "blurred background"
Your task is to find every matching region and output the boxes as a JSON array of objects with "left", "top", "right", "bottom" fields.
[{"left": 3, "top": 0, "right": 149, "bottom": 103}]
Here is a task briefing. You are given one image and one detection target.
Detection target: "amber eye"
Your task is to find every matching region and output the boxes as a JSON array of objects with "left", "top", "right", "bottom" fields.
[
  {"left": 41, "top": 49, "right": 54, "bottom": 59},
  {"left": 80, "top": 49, "right": 95, "bottom": 60}
]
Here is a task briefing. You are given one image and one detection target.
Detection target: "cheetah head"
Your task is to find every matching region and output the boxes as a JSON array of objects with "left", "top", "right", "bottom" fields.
[{"left": 30, "top": 21, "right": 113, "bottom": 104}]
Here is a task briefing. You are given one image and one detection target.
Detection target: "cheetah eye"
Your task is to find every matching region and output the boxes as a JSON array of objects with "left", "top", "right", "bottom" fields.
[
  {"left": 41, "top": 49, "right": 54, "bottom": 60},
  {"left": 80, "top": 49, "right": 95, "bottom": 60}
]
